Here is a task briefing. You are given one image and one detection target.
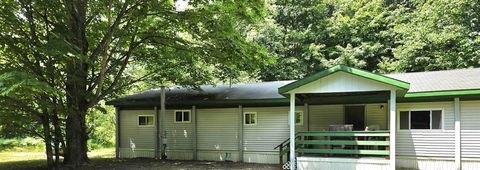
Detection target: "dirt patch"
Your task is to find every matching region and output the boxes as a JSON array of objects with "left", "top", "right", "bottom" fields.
[{"left": 70, "top": 159, "right": 281, "bottom": 170}]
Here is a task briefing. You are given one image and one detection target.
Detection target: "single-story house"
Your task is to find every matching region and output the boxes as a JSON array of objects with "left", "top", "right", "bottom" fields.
[{"left": 106, "top": 65, "right": 480, "bottom": 170}]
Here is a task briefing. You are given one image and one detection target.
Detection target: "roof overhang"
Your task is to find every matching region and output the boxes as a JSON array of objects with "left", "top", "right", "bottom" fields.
[{"left": 278, "top": 65, "right": 410, "bottom": 95}]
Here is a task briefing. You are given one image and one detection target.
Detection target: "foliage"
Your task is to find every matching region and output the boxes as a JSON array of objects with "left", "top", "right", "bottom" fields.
[
  {"left": 391, "top": 0, "right": 480, "bottom": 72},
  {"left": 1, "top": 0, "right": 480, "bottom": 167},
  {"left": 0, "top": 137, "right": 44, "bottom": 151},
  {"left": 86, "top": 103, "right": 116, "bottom": 150},
  {"left": 0, "top": 0, "right": 268, "bottom": 167},
  {"left": 253, "top": 0, "right": 480, "bottom": 80}
]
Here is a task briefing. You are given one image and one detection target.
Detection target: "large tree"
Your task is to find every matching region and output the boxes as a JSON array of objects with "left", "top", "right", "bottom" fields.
[
  {"left": 254, "top": 0, "right": 398, "bottom": 80},
  {"left": 254, "top": 0, "right": 480, "bottom": 80},
  {"left": 389, "top": 0, "right": 480, "bottom": 72},
  {"left": 0, "top": 0, "right": 266, "bottom": 167}
]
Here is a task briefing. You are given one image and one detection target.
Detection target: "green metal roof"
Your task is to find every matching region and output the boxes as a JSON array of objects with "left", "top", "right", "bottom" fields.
[{"left": 278, "top": 65, "right": 410, "bottom": 94}]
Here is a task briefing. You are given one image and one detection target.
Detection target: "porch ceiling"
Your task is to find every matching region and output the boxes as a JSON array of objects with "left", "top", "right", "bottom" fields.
[{"left": 297, "top": 91, "right": 390, "bottom": 105}]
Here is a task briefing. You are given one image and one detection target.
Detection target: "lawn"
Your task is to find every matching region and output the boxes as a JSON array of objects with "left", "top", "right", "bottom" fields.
[
  {"left": 0, "top": 148, "right": 115, "bottom": 170},
  {"left": 0, "top": 148, "right": 279, "bottom": 170}
]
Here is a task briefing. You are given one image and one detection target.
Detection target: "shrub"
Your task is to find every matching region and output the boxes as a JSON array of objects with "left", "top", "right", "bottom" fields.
[{"left": 0, "top": 137, "right": 44, "bottom": 151}]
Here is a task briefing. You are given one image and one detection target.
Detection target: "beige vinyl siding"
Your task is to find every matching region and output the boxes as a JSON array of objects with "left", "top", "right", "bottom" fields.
[
  {"left": 460, "top": 100, "right": 480, "bottom": 159},
  {"left": 366, "top": 104, "right": 387, "bottom": 130},
  {"left": 396, "top": 102, "right": 455, "bottom": 158},
  {"left": 119, "top": 109, "right": 156, "bottom": 149},
  {"left": 460, "top": 100, "right": 480, "bottom": 130},
  {"left": 309, "top": 105, "right": 344, "bottom": 131},
  {"left": 197, "top": 108, "right": 238, "bottom": 150},
  {"left": 243, "top": 107, "right": 290, "bottom": 151},
  {"left": 165, "top": 109, "right": 193, "bottom": 160},
  {"left": 165, "top": 109, "right": 193, "bottom": 150},
  {"left": 242, "top": 106, "right": 292, "bottom": 163}
]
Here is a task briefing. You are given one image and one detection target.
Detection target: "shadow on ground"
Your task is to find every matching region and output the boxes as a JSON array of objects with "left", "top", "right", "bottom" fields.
[{"left": 0, "top": 158, "right": 281, "bottom": 170}]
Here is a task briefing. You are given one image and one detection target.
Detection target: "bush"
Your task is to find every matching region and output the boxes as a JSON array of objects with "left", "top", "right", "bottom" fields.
[
  {"left": 86, "top": 103, "right": 115, "bottom": 151},
  {"left": 0, "top": 137, "right": 44, "bottom": 151}
]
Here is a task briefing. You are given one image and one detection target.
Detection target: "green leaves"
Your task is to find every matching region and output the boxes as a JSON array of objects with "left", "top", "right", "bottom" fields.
[
  {"left": 253, "top": 0, "right": 480, "bottom": 80},
  {"left": 0, "top": 72, "right": 57, "bottom": 97}
]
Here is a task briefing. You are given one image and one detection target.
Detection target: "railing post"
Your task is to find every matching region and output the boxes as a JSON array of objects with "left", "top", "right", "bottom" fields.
[
  {"left": 354, "top": 136, "right": 359, "bottom": 158},
  {"left": 385, "top": 136, "right": 390, "bottom": 159},
  {"left": 279, "top": 145, "right": 283, "bottom": 167},
  {"left": 322, "top": 135, "right": 327, "bottom": 157}
]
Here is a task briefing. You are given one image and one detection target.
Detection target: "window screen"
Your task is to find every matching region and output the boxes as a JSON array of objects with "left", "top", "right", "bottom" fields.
[
  {"left": 432, "top": 110, "right": 442, "bottom": 129},
  {"left": 244, "top": 112, "right": 257, "bottom": 125},
  {"left": 138, "top": 115, "right": 154, "bottom": 126},
  {"left": 183, "top": 112, "right": 190, "bottom": 122},
  {"left": 400, "top": 110, "right": 442, "bottom": 130},
  {"left": 400, "top": 111, "right": 409, "bottom": 130},
  {"left": 174, "top": 110, "right": 191, "bottom": 123},
  {"left": 411, "top": 111, "right": 430, "bottom": 129},
  {"left": 175, "top": 111, "right": 183, "bottom": 122}
]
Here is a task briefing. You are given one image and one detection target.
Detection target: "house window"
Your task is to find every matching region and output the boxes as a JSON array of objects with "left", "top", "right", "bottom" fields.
[
  {"left": 399, "top": 110, "right": 442, "bottom": 130},
  {"left": 138, "top": 115, "right": 154, "bottom": 126},
  {"left": 244, "top": 112, "right": 257, "bottom": 125},
  {"left": 174, "top": 110, "right": 191, "bottom": 123},
  {"left": 295, "top": 111, "right": 303, "bottom": 125}
]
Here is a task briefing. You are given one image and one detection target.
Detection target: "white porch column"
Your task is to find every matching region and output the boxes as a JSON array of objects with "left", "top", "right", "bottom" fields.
[
  {"left": 289, "top": 93, "right": 296, "bottom": 170},
  {"left": 454, "top": 97, "right": 461, "bottom": 170},
  {"left": 389, "top": 90, "right": 396, "bottom": 170}
]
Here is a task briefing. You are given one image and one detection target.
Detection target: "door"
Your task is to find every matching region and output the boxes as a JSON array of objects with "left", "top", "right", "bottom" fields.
[{"left": 344, "top": 105, "right": 365, "bottom": 131}]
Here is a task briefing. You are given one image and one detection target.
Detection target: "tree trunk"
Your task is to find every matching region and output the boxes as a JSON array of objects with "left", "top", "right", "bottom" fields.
[
  {"left": 63, "top": 108, "right": 89, "bottom": 165},
  {"left": 52, "top": 112, "right": 62, "bottom": 167},
  {"left": 42, "top": 117, "right": 54, "bottom": 169},
  {"left": 63, "top": 0, "right": 90, "bottom": 165},
  {"left": 63, "top": 61, "right": 89, "bottom": 166}
]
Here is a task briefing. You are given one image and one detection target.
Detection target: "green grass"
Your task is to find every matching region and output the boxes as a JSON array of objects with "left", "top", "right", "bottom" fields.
[{"left": 0, "top": 148, "right": 115, "bottom": 170}]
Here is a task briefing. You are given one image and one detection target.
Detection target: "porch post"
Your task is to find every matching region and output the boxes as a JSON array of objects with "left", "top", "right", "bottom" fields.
[
  {"left": 192, "top": 105, "right": 197, "bottom": 160},
  {"left": 289, "top": 93, "right": 296, "bottom": 170},
  {"left": 160, "top": 86, "right": 167, "bottom": 159},
  {"left": 454, "top": 97, "right": 461, "bottom": 170},
  {"left": 239, "top": 105, "right": 244, "bottom": 162},
  {"left": 155, "top": 106, "right": 159, "bottom": 159},
  {"left": 389, "top": 90, "right": 396, "bottom": 170},
  {"left": 115, "top": 107, "right": 120, "bottom": 159}
]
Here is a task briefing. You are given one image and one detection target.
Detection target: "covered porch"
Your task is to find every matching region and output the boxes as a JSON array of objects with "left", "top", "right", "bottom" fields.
[{"left": 278, "top": 65, "right": 410, "bottom": 170}]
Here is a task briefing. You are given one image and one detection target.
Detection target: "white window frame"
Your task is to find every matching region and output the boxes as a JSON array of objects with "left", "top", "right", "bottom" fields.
[
  {"left": 295, "top": 111, "right": 304, "bottom": 126},
  {"left": 174, "top": 110, "right": 191, "bottom": 123},
  {"left": 138, "top": 115, "right": 155, "bottom": 127},
  {"left": 244, "top": 112, "right": 257, "bottom": 125},
  {"left": 397, "top": 108, "right": 444, "bottom": 131}
]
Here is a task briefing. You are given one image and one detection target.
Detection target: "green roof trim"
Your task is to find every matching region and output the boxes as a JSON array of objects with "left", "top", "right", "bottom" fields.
[
  {"left": 404, "top": 89, "right": 480, "bottom": 98},
  {"left": 278, "top": 65, "right": 410, "bottom": 94}
]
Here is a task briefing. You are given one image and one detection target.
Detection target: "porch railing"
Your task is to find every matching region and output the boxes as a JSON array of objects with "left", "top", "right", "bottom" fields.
[{"left": 274, "top": 131, "right": 390, "bottom": 166}]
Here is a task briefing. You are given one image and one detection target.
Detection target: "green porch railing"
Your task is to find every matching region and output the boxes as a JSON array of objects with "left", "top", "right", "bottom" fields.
[{"left": 274, "top": 131, "right": 390, "bottom": 166}]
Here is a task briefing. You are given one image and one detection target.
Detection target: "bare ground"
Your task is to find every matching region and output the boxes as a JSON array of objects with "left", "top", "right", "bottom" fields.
[{"left": 0, "top": 158, "right": 281, "bottom": 170}]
